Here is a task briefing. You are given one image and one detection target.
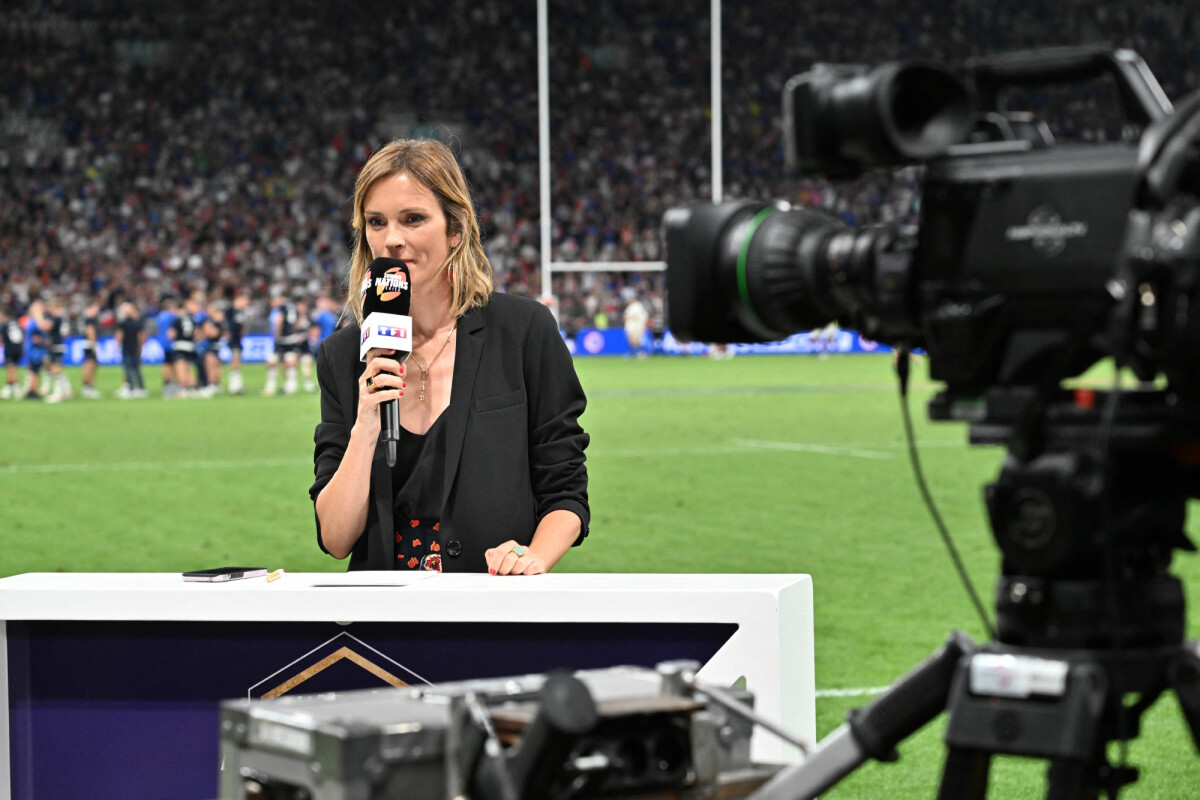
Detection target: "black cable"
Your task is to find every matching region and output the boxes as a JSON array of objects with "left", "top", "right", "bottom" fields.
[
  {"left": 1095, "top": 365, "right": 1132, "bottom": 783},
  {"left": 896, "top": 349, "right": 998, "bottom": 641}
]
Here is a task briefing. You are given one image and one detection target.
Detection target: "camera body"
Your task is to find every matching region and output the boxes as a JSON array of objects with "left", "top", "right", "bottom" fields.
[{"left": 916, "top": 142, "right": 1138, "bottom": 393}]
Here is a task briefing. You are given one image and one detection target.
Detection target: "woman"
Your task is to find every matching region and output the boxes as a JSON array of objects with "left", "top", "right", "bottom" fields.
[{"left": 311, "top": 139, "right": 589, "bottom": 575}]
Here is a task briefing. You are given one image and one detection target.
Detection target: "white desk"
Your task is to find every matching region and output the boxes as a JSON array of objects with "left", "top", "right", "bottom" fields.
[{"left": 0, "top": 572, "right": 813, "bottom": 799}]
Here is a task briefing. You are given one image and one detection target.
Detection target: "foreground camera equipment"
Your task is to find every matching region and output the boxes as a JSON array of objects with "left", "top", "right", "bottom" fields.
[
  {"left": 667, "top": 46, "right": 1200, "bottom": 798},
  {"left": 218, "top": 662, "right": 781, "bottom": 800}
]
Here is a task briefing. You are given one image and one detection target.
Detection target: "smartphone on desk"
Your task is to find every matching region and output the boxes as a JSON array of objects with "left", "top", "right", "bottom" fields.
[{"left": 182, "top": 567, "right": 268, "bottom": 582}]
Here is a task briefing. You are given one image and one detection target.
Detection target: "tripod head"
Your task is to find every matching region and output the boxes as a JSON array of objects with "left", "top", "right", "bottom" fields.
[{"left": 960, "top": 386, "right": 1197, "bottom": 651}]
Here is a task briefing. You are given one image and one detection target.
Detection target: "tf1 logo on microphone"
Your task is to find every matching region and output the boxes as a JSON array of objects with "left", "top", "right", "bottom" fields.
[
  {"left": 361, "top": 324, "right": 410, "bottom": 344},
  {"left": 360, "top": 315, "right": 414, "bottom": 361}
]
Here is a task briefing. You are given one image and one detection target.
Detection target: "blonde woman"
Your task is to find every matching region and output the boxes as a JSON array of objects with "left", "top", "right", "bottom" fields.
[{"left": 311, "top": 139, "right": 589, "bottom": 575}]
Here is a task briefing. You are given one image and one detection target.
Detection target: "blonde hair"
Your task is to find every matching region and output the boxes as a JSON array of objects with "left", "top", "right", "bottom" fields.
[{"left": 346, "top": 139, "right": 493, "bottom": 323}]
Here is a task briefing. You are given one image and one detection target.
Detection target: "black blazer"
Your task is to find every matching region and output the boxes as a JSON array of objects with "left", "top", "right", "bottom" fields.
[{"left": 310, "top": 293, "right": 590, "bottom": 571}]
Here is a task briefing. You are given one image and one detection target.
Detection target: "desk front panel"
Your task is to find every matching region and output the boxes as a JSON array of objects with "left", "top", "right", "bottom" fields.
[{"left": 7, "top": 619, "right": 737, "bottom": 800}]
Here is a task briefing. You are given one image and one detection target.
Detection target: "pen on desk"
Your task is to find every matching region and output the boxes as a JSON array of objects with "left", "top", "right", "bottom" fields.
[{"left": 266, "top": 569, "right": 286, "bottom": 582}]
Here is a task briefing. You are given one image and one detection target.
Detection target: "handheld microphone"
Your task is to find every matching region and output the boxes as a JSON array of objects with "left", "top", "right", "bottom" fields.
[{"left": 360, "top": 258, "right": 413, "bottom": 467}]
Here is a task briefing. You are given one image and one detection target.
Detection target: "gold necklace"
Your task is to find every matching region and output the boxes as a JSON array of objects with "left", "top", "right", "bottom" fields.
[{"left": 409, "top": 322, "right": 457, "bottom": 402}]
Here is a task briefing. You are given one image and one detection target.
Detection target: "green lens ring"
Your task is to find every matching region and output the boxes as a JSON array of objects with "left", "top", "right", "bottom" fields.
[{"left": 736, "top": 206, "right": 778, "bottom": 333}]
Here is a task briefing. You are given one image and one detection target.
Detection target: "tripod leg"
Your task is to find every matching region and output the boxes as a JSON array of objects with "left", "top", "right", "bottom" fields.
[
  {"left": 936, "top": 746, "right": 991, "bottom": 800},
  {"left": 747, "top": 632, "right": 975, "bottom": 800},
  {"left": 1170, "top": 641, "right": 1200, "bottom": 752},
  {"left": 1045, "top": 758, "right": 1100, "bottom": 800},
  {"left": 939, "top": 749, "right": 1108, "bottom": 799}
]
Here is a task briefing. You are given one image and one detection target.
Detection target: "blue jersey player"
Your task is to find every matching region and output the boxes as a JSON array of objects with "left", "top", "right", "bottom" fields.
[{"left": 23, "top": 300, "right": 49, "bottom": 400}]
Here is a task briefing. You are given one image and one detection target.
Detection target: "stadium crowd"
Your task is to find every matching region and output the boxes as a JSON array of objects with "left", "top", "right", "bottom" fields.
[{"left": 2, "top": 0, "right": 1197, "bottom": 396}]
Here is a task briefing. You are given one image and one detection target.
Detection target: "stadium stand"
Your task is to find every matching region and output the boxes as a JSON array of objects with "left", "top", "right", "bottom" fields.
[{"left": 2, "top": 0, "right": 1196, "bottom": 339}]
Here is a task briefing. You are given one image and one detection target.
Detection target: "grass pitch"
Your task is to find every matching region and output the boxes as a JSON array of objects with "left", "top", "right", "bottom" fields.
[{"left": 1, "top": 354, "right": 1197, "bottom": 797}]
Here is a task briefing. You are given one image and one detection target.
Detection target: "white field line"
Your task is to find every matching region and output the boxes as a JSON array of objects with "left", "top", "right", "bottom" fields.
[
  {"left": 593, "top": 442, "right": 892, "bottom": 459},
  {"left": 0, "top": 438, "right": 970, "bottom": 475},
  {"left": 0, "top": 457, "right": 309, "bottom": 475},
  {"left": 816, "top": 686, "right": 891, "bottom": 699},
  {"left": 604, "top": 438, "right": 964, "bottom": 460},
  {"left": 599, "top": 445, "right": 769, "bottom": 458},
  {"left": 731, "top": 438, "right": 891, "bottom": 460}
]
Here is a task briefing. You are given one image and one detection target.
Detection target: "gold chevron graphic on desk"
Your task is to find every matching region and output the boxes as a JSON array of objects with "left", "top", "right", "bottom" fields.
[{"left": 261, "top": 645, "right": 409, "bottom": 698}]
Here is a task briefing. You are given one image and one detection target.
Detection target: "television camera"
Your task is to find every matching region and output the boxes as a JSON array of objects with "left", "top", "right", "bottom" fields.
[{"left": 666, "top": 46, "right": 1200, "bottom": 798}]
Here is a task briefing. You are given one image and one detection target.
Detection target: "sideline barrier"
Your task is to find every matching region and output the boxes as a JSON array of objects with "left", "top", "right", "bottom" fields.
[
  {"left": 0, "top": 334, "right": 278, "bottom": 367},
  {"left": 568, "top": 327, "right": 892, "bottom": 357},
  {"left": 0, "top": 328, "right": 892, "bottom": 366}
]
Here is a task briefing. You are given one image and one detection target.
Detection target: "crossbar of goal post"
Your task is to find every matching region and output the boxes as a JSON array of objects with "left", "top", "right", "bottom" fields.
[
  {"left": 536, "top": 0, "right": 721, "bottom": 300},
  {"left": 549, "top": 262, "right": 666, "bottom": 273}
]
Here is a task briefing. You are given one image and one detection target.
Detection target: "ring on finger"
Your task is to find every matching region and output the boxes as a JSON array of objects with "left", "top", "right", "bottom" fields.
[
  {"left": 364, "top": 375, "right": 375, "bottom": 392},
  {"left": 512, "top": 545, "right": 526, "bottom": 557}
]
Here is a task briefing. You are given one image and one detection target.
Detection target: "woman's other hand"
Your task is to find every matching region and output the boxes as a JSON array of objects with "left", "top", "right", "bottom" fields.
[{"left": 485, "top": 541, "right": 547, "bottom": 576}]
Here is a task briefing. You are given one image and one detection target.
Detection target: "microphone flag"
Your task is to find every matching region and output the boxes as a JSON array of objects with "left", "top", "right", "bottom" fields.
[{"left": 360, "top": 259, "right": 413, "bottom": 361}]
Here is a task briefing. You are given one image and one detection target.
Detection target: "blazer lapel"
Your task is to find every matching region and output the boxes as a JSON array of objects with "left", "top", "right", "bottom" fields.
[{"left": 441, "top": 308, "right": 484, "bottom": 514}]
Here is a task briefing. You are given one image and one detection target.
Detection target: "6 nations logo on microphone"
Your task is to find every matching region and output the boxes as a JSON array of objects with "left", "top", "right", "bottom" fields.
[
  {"left": 375, "top": 269, "right": 409, "bottom": 300},
  {"left": 359, "top": 269, "right": 410, "bottom": 303}
]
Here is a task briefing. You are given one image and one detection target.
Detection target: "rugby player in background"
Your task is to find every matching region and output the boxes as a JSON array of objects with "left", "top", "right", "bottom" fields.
[
  {"left": 200, "top": 303, "right": 226, "bottom": 397},
  {"left": 261, "top": 293, "right": 284, "bottom": 396},
  {"left": 115, "top": 300, "right": 148, "bottom": 399},
  {"left": 155, "top": 297, "right": 180, "bottom": 398},
  {"left": 187, "top": 291, "right": 213, "bottom": 396},
  {"left": 225, "top": 289, "right": 248, "bottom": 395},
  {"left": 22, "top": 299, "right": 48, "bottom": 400},
  {"left": 1, "top": 305, "right": 24, "bottom": 399},
  {"left": 295, "top": 295, "right": 316, "bottom": 393},
  {"left": 265, "top": 292, "right": 305, "bottom": 395},
  {"left": 167, "top": 294, "right": 199, "bottom": 396},
  {"left": 44, "top": 296, "right": 73, "bottom": 402},
  {"left": 80, "top": 298, "right": 103, "bottom": 399},
  {"left": 312, "top": 293, "right": 341, "bottom": 343}
]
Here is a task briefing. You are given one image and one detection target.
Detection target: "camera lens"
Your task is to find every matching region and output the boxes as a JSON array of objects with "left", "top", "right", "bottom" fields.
[
  {"left": 665, "top": 200, "right": 917, "bottom": 345},
  {"left": 785, "top": 62, "right": 974, "bottom": 173}
]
